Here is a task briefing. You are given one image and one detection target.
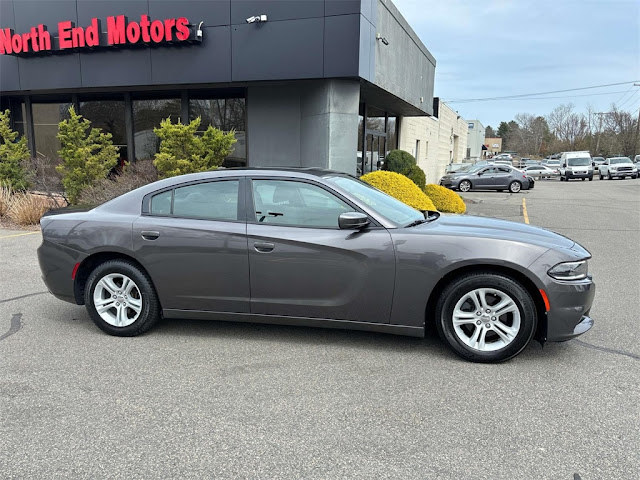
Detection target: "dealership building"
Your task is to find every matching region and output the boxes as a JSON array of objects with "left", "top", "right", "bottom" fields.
[{"left": 0, "top": 0, "right": 437, "bottom": 177}]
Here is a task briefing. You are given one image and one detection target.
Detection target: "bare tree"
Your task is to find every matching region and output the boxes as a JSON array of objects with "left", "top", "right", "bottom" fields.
[{"left": 546, "top": 104, "right": 588, "bottom": 150}]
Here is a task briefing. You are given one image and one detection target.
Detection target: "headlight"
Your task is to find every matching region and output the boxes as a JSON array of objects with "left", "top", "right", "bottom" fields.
[
  {"left": 548, "top": 260, "right": 588, "bottom": 281},
  {"left": 610, "top": 167, "right": 617, "bottom": 171}
]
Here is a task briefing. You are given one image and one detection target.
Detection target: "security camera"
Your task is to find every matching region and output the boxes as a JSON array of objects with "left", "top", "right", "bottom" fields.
[{"left": 246, "top": 14, "right": 268, "bottom": 23}]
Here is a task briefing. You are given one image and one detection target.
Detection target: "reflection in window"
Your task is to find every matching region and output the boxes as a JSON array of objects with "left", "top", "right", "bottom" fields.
[
  {"left": 32, "top": 102, "right": 72, "bottom": 160},
  {"left": 386, "top": 117, "right": 397, "bottom": 152},
  {"left": 252, "top": 180, "right": 350, "bottom": 228},
  {"left": 189, "top": 98, "right": 246, "bottom": 167},
  {"left": 173, "top": 180, "right": 239, "bottom": 221},
  {"left": 133, "top": 99, "right": 181, "bottom": 160},
  {"left": 8, "top": 102, "right": 26, "bottom": 138},
  {"left": 80, "top": 99, "right": 127, "bottom": 163},
  {"left": 150, "top": 190, "right": 172, "bottom": 216}
]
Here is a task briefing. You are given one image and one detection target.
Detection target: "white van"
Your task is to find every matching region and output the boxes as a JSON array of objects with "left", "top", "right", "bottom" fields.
[{"left": 559, "top": 151, "right": 593, "bottom": 181}]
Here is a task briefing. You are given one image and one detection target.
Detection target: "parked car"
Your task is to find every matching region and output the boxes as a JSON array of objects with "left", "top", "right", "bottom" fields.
[
  {"left": 440, "top": 164, "right": 533, "bottom": 193},
  {"left": 492, "top": 153, "right": 513, "bottom": 161},
  {"left": 37, "top": 168, "right": 595, "bottom": 363},
  {"left": 523, "top": 165, "right": 558, "bottom": 179},
  {"left": 543, "top": 159, "right": 561, "bottom": 168},
  {"left": 559, "top": 151, "right": 593, "bottom": 181},
  {"left": 598, "top": 157, "right": 638, "bottom": 180},
  {"left": 591, "top": 157, "right": 605, "bottom": 171},
  {"left": 634, "top": 156, "right": 640, "bottom": 174}
]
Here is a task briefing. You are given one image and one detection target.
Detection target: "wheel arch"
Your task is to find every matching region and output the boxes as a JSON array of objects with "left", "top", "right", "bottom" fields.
[
  {"left": 73, "top": 251, "right": 159, "bottom": 307},
  {"left": 425, "top": 264, "right": 547, "bottom": 342}
]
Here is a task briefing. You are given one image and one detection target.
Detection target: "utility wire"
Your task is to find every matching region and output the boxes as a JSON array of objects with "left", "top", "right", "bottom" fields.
[{"left": 446, "top": 80, "right": 640, "bottom": 103}]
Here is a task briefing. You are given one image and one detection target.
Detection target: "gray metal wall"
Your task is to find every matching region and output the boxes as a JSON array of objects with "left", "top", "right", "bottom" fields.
[{"left": 368, "top": 0, "right": 436, "bottom": 115}]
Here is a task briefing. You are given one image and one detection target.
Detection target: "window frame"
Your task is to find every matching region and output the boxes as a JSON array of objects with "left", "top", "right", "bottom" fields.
[
  {"left": 245, "top": 176, "right": 380, "bottom": 230},
  {"left": 142, "top": 177, "right": 245, "bottom": 223}
]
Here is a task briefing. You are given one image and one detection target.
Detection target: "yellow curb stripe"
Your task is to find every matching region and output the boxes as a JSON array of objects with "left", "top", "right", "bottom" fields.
[
  {"left": 0, "top": 231, "right": 41, "bottom": 239},
  {"left": 522, "top": 198, "right": 530, "bottom": 224}
]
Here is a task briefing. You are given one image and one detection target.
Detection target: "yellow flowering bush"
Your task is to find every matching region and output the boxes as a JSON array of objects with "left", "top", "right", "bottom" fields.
[
  {"left": 424, "top": 184, "right": 466, "bottom": 213},
  {"left": 360, "top": 171, "right": 437, "bottom": 211}
]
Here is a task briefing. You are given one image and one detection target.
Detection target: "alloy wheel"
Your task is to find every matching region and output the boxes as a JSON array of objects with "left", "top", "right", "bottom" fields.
[
  {"left": 451, "top": 287, "right": 521, "bottom": 352},
  {"left": 92, "top": 273, "right": 143, "bottom": 327},
  {"left": 459, "top": 180, "right": 471, "bottom": 192}
]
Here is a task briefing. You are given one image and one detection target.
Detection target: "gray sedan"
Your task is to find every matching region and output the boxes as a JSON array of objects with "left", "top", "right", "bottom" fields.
[
  {"left": 37, "top": 168, "right": 594, "bottom": 363},
  {"left": 439, "top": 164, "right": 533, "bottom": 193}
]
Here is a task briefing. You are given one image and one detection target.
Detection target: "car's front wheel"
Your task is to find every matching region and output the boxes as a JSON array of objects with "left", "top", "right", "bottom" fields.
[
  {"left": 509, "top": 181, "right": 521, "bottom": 193},
  {"left": 459, "top": 180, "right": 472, "bottom": 192},
  {"left": 435, "top": 273, "right": 537, "bottom": 362},
  {"left": 85, "top": 260, "right": 160, "bottom": 336}
]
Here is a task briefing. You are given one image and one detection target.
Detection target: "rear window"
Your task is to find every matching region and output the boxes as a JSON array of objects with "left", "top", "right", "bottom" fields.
[{"left": 149, "top": 180, "right": 239, "bottom": 221}]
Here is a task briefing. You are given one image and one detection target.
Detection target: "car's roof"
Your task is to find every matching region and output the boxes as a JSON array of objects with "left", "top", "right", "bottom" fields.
[{"left": 222, "top": 166, "right": 345, "bottom": 177}]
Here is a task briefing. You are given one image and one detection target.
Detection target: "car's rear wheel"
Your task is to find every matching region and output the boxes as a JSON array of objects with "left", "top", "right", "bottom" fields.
[
  {"left": 459, "top": 180, "right": 472, "bottom": 192},
  {"left": 508, "top": 181, "right": 521, "bottom": 193},
  {"left": 85, "top": 260, "right": 160, "bottom": 336},
  {"left": 599, "top": 173, "right": 603, "bottom": 180},
  {"left": 608, "top": 173, "right": 612, "bottom": 180},
  {"left": 435, "top": 273, "right": 537, "bottom": 363}
]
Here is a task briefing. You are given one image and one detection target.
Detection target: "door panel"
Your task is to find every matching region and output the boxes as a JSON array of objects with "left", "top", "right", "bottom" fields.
[
  {"left": 247, "top": 224, "right": 395, "bottom": 322},
  {"left": 133, "top": 216, "right": 250, "bottom": 312}
]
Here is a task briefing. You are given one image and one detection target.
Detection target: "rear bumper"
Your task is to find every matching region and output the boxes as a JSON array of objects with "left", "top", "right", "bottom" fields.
[{"left": 37, "top": 240, "right": 85, "bottom": 305}]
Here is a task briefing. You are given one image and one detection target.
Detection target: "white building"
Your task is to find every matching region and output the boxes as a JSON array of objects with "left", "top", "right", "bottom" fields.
[
  {"left": 398, "top": 99, "right": 468, "bottom": 184},
  {"left": 466, "top": 120, "right": 485, "bottom": 161}
]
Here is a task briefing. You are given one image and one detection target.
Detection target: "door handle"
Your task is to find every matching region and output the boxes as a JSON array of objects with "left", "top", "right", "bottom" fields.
[
  {"left": 141, "top": 231, "right": 160, "bottom": 240},
  {"left": 254, "top": 242, "right": 275, "bottom": 253}
]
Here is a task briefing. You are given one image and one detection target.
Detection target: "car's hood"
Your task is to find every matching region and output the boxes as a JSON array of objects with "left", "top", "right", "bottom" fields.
[{"left": 412, "top": 214, "right": 575, "bottom": 250}]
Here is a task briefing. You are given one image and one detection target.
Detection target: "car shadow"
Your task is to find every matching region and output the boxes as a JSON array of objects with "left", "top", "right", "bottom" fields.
[{"left": 151, "top": 316, "right": 456, "bottom": 358}]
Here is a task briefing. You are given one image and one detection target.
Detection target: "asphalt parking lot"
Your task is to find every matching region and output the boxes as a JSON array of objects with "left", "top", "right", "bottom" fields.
[{"left": 1, "top": 178, "right": 638, "bottom": 479}]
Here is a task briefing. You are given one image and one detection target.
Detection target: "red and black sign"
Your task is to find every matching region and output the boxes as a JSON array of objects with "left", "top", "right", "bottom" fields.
[{"left": 0, "top": 14, "right": 200, "bottom": 56}]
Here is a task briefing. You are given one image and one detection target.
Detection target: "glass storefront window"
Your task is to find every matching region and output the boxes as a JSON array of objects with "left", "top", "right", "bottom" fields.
[
  {"left": 189, "top": 98, "right": 246, "bottom": 167},
  {"left": 9, "top": 102, "right": 27, "bottom": 138},
  {"left": 80, "top": 99, "right": 127, "bottom": 163},
  {"left": 386, "top": 116, "right": 397, "bottom": 153},
  {"left": 365, "top": 105, "right": 386, "bottom": 133},
  {"left": 32, "top": 102, "right": 72, "bottom": 160},
  {"left": 133, "top": 98, "right": 181, "bottom": 160}
]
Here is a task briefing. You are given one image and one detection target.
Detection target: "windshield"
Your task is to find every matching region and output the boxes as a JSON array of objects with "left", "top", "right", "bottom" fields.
[
  {"left": 325, "top": 176, "right": 425, "bottom": 226},
  {"left": 567, "top": 157, "right": 591, "bottom": 166},
  {"left": 611, "top": 157, "right": 632, "bottom": 164}
]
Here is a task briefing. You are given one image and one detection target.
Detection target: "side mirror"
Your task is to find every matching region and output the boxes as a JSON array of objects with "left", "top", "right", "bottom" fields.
[{"left": 339, "top": 212, "right": 370, "bottom": 230}]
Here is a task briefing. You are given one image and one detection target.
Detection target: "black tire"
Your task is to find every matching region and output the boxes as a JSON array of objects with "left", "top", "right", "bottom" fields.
[
  {"left": 560, "top": 176, "right": 565, "bottom": 181},
  {"left": 508, "top": 181, "right": 522, "bottom": 193},
  {"left": 434, "top": 272, "right": 537, "bottom": 363},
  {"left": 581, "top": 178, "right": 585, "bottom": 181},
  {"left": 608, "top": 173, "right": 612, "bottom": 180},
  {"left": 85, "top": 259, "right": 161, "bottom": 336},
  {"left": 459, "top": 180, "right": 472, "bottom": 192},
  {"left": 588, "top": 176, "right": 593, "bottom": 181},
  {"left": 599, "top": 173, "right": 603, "bottom": 180}
]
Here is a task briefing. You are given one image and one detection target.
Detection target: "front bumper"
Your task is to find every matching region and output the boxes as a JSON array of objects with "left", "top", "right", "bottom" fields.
[
  {"left": 608, "top": 171, "right": 635, "bottom": 178},
  {"left": 544, "top": 276, "right": 596, "bottom": 342},
  {"left": 566, "top": 171, "right": 592, "bottom": 178}
]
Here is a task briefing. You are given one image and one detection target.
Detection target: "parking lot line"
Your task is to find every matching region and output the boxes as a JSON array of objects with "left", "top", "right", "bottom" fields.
[
  {"left": 522, "top": 198, "right": 529, "bottom": 224},
  {"left": 0, "top": 231, "right": 40, "bottom": 239}
]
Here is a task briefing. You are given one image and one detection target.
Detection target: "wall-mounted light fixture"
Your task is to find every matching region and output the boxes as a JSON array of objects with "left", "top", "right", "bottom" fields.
[
  {"left": 375, "top": 33, "right": 389, "bottom": 45},
  {"left": 196, "top": 21, "right": 204, "bottom": 40},
  {"left": 246, "top": 14, "right": 268, "bottom": 24}
]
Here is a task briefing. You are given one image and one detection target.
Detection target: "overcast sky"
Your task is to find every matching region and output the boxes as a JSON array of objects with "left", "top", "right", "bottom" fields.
[{"left": 393, "top": 0, "right": 640, "bottom": 130}]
